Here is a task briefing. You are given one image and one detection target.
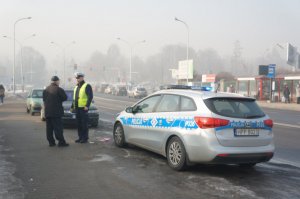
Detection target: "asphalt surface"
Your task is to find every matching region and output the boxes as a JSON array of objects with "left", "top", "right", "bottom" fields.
[{"left": 0, "top": 94, "right": 300, "bottom": 199}]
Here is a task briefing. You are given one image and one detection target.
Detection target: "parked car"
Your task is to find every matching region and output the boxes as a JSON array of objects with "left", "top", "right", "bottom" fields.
[
  {"left": 41, "top": 90, "right": 99, "bottom": 127},
  {"left": 128, "top": 87, "right": 147, "bottom": 98},
  {"left": 26, "top": 89, "right": 44, "bottom": 115},
  {"left": 113, "top": 87, "right": 274, "bottom": 170},
  {"left": 99, "top": 83, "right": 109, "bottom": 93},
  {"left": 113, "top": 86, "right": 127, "bottom": 96},
  {"left": 104, "top": 85, "right": 115, "bottom": 94}
]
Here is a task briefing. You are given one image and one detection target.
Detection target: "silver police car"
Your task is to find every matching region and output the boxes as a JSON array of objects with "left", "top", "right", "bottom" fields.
[{"left": 113, "top": 88, "right": 274, "bottom": 170}]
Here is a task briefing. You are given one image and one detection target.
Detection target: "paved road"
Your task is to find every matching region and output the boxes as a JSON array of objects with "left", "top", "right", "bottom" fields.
[{"left": 0, "top": 96, "right": 300, "bottom": 199}]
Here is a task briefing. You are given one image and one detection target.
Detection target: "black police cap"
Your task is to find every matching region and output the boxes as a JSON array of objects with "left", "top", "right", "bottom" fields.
[{"left": 51, "top": 76, "right": 60, "bottom": 81}]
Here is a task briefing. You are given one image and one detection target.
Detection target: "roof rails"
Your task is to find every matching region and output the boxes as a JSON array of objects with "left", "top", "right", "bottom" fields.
[
  {"left": 160, "top": 85, "right": 191, "bottom": 90},
  {"left": 160, "top": 84, "right": 213, "bottom": 91}
]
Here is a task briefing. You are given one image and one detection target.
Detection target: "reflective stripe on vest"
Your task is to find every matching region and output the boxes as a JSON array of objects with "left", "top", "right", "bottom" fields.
[{"left": 73, "top": 83, "right": 88, "bottom": 107}]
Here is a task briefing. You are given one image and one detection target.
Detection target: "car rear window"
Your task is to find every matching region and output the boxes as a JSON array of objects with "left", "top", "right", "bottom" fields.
[{"left": 204, "top": 97, "right": 265, "bottom": 119}]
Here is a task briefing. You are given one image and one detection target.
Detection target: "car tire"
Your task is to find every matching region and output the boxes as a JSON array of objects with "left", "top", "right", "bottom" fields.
[
  {"left": 238, "top": 163, "right": 256, "bottom": 168},
  {"left": 166, "top": 136, "right": 187, "bottom": 171},
  {"left": 30, "top": 106, "right": 34, "bottom": 116},
  {"left": 92, "top": 121, "right": 98, "bottom": 128},
  {"left": 41, "top": 112, "right": 45, "bottom": 121},
  {"left": 113, "top": 123, "right": 126, "bottom": 147}
]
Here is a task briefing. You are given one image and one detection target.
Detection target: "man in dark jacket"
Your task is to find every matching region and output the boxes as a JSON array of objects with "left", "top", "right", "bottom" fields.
[
  {"left": 0, "top": 84, "right": 5, "bottom": 104},
  {"left": 43, "top": 76, "right": 69, "bottom": 147},
  {"left": 71, "top": 72, "right": 93, "bottom": 143},
  {"left": 283, "top": 84, "right": 291, "bottom": 103}
]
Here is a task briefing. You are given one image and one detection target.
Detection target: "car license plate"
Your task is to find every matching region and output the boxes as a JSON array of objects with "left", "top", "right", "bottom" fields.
[
  {"left": 234, "top": 129, "right": 259, "bottom": 136},
  {"left": 72, "top": 115, "right": 76, "bottom": 119}
]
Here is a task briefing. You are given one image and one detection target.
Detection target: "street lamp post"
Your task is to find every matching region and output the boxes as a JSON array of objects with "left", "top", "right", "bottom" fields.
[
  {"left": 4, "top": 34, "right": 36, "bottom": 91},
  {"left": 175, "top": 17, "right": 190, "bottom": 85},
  {"left": 13, "top": 17, "right": 32, "bottom": 93},
  {"left": 117, "top": 38, "right": 146, "bottom": 84},
  {"left": 50, "top": 41, "right": 76, "bottom": 87}
]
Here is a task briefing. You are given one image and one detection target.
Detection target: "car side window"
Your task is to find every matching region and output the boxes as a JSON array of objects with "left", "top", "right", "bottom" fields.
[
  {"left": 156, "top": 95, "right": 180, "bottom": 112},
  {"left": 134, "top": 95, "right": 161, "bottom": 113},
  {"left": 180, "top": 96, "right": 196, "bottom": 111}
]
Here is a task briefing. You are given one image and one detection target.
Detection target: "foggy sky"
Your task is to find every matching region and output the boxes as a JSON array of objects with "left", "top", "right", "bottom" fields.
[{"left": 1, "top": 0, "right": 300, "bottom": 68}]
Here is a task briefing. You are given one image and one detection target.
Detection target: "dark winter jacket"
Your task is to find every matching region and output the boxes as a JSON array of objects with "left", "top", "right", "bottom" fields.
[
  {"left": 43, "top": 83, "right": 67, "bottom": 118},
  {"left": 0, "top": 85, "right": 5, "bottom": 97},
  {"left": 283, "top": 87, "right": 290, "bottom": 98}
]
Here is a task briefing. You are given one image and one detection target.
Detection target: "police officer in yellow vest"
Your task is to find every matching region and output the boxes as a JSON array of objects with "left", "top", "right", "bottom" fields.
[{"left": 72, "top": 72, "right": 93, "bottom": 143}]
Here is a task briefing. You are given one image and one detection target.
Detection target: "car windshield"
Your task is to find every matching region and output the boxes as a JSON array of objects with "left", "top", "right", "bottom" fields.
[
  {"left": 31, "top": 90, "right": 43, "bottom": 98},
  {"left": 65, "top": 91, "right": 74, "bottom": 101},
  {"left": 204, "top": 97, "right": 265, "bottom": 119}
]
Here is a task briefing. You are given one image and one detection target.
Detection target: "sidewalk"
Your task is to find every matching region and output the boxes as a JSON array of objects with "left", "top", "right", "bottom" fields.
[{"left": 257, "top": 101, "right": 300, "bottom": 111}]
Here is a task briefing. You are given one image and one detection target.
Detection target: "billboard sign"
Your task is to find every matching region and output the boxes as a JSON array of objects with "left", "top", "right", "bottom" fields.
[
  {"left": 178, "top": 60, "right": 193, "bottom": 79},
  {"left": 267, "top": 64, "right": 276, "bottom": 78},
  {"left": 287, "top": 43, "right": 298, "bottom": 67},
  {"left": 202, "top": 74, "right": 216, "bottom": 83},
  {"left": 259, "top": 65, "right": 269, "bottom": 75}
]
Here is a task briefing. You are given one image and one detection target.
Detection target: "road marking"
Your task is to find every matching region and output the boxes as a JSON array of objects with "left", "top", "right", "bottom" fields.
[
  {"left": 274, "top": 122, "right": 300, "bottom": 129},
  {"left": 94, "top": 96, "right": 134, "bottom": 104},
  {"left": 97, "top": 105, "right": 122, "bottom": 111}
]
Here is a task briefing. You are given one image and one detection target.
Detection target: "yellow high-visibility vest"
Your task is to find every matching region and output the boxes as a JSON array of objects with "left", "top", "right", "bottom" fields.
[{"left": 73, "top": 83, "right": 88, "bottom": 107}]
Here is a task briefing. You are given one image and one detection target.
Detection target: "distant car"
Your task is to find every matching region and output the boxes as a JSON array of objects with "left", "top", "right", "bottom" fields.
[
  {"left": 41, "top": 90, "right": 99, "bottom": 127},
  {"left": 26, "top": 89, "right": 44, "bottom": 116},
  {"left": 128, "top": 87, "right": 147, "bottom": 98},
  {"left": 113, "top": 88, "right": 274, "bottom": 170},
  {"left": 99, "top": 83, "right": 109, "bottom": 93},
  {"left": 104, "top": 85, "right": 114, "bottom": 94},
  {"left": 113, "top": 86, "right": 127, "bottom": 96}
]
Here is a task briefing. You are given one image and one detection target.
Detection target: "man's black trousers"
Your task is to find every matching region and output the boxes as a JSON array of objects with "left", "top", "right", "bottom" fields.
[
  {"left": 46, "top": 117, "right": 66, "bottom": 145},
  {"left": 76, "top": 108, "right": 89, "bottom": 141}
]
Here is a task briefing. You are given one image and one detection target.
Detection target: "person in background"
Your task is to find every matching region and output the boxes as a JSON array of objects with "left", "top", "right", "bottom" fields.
[
  {"left": 0, "top": 84, "right": 5, "bottom": 105},
  {"left": 71, "top": 72, "right": 93, "bottom": 144},
  {"left": 296, "top": 83, "right": 300, "bottom": 104},
  {"left": 43, "top": 76, "right": 69, "bottom": 147},
  {"left": 283, "top": 84, "right": 291, "bottom": 103}
]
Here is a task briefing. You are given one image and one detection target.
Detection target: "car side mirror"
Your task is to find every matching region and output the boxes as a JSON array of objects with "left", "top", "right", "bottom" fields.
[{"left": 125, "top": 107, "right": 133, "bottom": 113}]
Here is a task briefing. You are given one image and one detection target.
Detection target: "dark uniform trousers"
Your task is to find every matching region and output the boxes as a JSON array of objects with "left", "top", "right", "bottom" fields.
[
  {"left": 46, "top": 117, "right": 66, "bottom": 144},
  {"left": 76, "top": 108, "right": 89, "bottom": 141}
]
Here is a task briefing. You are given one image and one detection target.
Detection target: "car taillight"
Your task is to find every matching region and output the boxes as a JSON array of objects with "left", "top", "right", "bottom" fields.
[
  {"left": 194, "top": 117, "right": 229, "bottom": 129},
  {"left": 264, "top": 119, "right": 273, "bottom": 128}
]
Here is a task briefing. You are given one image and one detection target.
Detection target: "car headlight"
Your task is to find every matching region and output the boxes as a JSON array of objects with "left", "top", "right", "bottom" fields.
[
  {"left": 64, "top": 110, "right": 71, "bottom": 113},
  {"left": 33, "top": 102, "right": 41, "bottom": 107},
  {"left": 88, "top": 110, "right": 98, "bottom": 113}
]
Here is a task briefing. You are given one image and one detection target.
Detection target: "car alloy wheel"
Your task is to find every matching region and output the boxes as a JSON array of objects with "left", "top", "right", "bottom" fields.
[
  {"left": 113, "top": 123, "right": 126, "bottom": 147},
  {"left": 167, "top": 136, "right": 187, "bottom": 171}
]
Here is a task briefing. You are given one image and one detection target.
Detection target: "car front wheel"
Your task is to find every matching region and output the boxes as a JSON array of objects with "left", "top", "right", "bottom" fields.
[
  {"left": 167, "top": 136, "right": 187, "bottom": 171},
  {"left": 113, "top": 123, "right": 126, "bottom": 147}
]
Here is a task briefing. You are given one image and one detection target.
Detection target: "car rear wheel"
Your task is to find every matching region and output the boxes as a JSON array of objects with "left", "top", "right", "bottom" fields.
[
  {"left": 113, "top": 123, "right": 126, "bottom": 147},
  {"left": 92, "top": 121, "right": 98, "bottom": 128},
  {"left": 167, "top": 136, "right": 187, "bottom": 171}
]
